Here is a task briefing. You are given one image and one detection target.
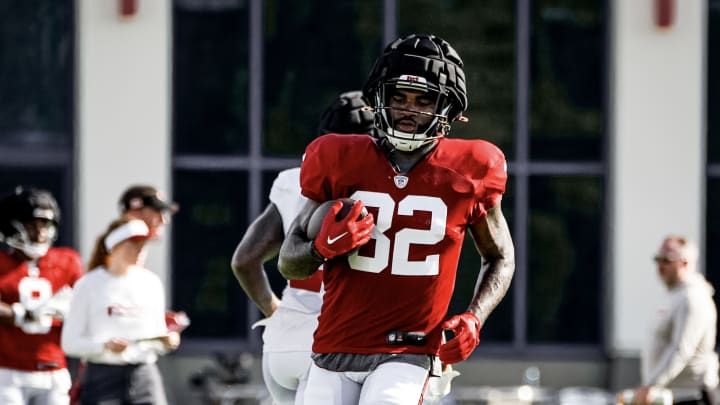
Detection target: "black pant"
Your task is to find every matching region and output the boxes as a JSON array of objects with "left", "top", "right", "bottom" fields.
[
  {"left": 702, "top": 387, "right": 719, "bottom": 405},
  {"left": 674, "top": 387, "right": 718, "bottom": 405},
  {"left": 79, "top": 362, "right": 167, "bottom": 405}
]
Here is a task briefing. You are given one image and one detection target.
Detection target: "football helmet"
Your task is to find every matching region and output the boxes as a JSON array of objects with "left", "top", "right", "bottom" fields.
[
  {"left": 362, "top": 34, "right": 468, "bottom": 152},
  {"left": 0, "top": 186, "right": 60, "bottom": 260},
  {"left": 317, "top": 90, "right": 375, "bottom": 136}
]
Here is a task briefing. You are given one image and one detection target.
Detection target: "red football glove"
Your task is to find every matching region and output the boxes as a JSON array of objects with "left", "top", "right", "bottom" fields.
[
  {"left": 312, "top": 200, "right": 374, "bottom": 260},
  {"left": 439, "top": 312, "right": 481, "bottom": 364}
]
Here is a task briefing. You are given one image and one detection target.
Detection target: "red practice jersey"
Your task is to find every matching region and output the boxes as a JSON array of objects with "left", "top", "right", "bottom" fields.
[
  {"left": 300, "top": 134, "right": 507, "bottom": 356},
  {"left": 0, "top": 248, "right": 83, "bottom": 371}
]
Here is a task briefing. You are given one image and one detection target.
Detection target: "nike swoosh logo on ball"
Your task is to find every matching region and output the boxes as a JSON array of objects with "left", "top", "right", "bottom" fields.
[{"left": 327, "top": 232, "right": 348, "bottom": 245}]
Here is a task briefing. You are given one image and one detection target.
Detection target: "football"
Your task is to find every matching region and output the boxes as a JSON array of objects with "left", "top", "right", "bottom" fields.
[{"left": 306, "top": 198, "right": 368, "bottom": 240}]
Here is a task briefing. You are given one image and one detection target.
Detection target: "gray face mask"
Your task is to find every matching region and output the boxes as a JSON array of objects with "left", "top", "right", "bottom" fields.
[
  {"left": 1, "top": 220, "right": 56, "bottom": 260},
  {"left": 373, "top": 80, "right": 452, "bottom": 152}
]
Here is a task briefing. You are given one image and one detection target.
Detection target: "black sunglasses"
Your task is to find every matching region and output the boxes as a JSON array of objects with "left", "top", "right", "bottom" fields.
[{"left": 653, "top": 255, "right": 685, "bottom": 264}]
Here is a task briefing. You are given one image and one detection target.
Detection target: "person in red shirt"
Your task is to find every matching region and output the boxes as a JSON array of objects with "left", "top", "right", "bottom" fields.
[
  {"left": 0, "top": 186, "right": 83, "bottom": 404},
  {"left": 278, "top": 34, "right": 515, "bottom": 404}
]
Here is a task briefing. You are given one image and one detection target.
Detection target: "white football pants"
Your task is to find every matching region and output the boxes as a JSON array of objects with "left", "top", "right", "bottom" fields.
[
  {"left": 0, "top": 368, "right": 71, "bottom": 405},
  {"left": 303, "top": 361, "right": 429, "bottom": 405}
]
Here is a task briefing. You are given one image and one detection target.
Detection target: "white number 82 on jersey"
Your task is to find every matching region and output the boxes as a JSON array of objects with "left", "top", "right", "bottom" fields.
[{"left": 347, "top": 191, "right": 447, "bottom": 277}]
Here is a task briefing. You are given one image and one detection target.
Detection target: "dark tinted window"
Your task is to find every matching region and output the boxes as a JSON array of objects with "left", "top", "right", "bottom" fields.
[
  {"left": 528, "top": 176, "right": 603, "bottom": 343},
  {"left": 172, "top": 2, "right": 250, "bottom": 155},
  {"left": 708, "top": 0, "right": 720, "bottom": 347},
  {"left": 0, "top": 1, "right": 74, "bottom": 149},
  {"left": 263, "top": 1, "right": 382, "bottom": 156},
  {"left": 398, "top": 0, "right": 516, "bottom": 157},
  {"left": 709, "top": 1, "right": 720, "bottom": 163},
  {"left": 0, "top": 1, "right": 74, "bottom": 246},
  {"left": 172, "top": 170, "right": 250, "bottom": 338},
  {"left": 530, "top": 1, "right": 605, "bottom": 161},
  {"left": 707, "top": 178, "right": 720, "bottom": 347}
]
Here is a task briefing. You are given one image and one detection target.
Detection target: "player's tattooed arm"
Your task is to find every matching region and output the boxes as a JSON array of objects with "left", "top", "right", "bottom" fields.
[
  {"left": 278, "top": 199, "right": 324, "bottom": 280},
  {"left": 231, "top": 203, "right": 284, "bottom": 317},
  {"left": 466, "top": 203, "right": 516, "bottom": 326}
]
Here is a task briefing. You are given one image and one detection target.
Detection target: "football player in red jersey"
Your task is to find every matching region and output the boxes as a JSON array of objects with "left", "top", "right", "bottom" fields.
[
  {"left": 278, "top": 34, "right": 515, "bottom": 405},
  {"left": 231, "top": 90, "right": 375, "bottom": 405},
  {"left": 0, "top": 187, "right": 84, "bottom": 404}
]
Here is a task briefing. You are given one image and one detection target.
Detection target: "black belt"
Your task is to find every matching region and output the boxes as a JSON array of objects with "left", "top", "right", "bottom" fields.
[
  {"left": 36, "top": 361, "right": 60, "bottom": 370},
  {"left": 386, "top": 331, "right": 426, "bottom": 346},
  {"left": 87, "top": 362, "right": 146, "bottom": 368}
]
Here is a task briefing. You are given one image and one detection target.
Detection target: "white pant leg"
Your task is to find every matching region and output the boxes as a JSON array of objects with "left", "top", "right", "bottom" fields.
[
  {"left": 260, "top": 307, "right": 317, "bottom": 405},
  {"left": 359, "top": 362, "right": 429, "bottom": 405},
  {"left": 0, "top": 368, "right": 71, "bottom": 405},
  {"left": 263, "top": 351, "right": 313, "bottom": 405},
  {"left": 261, "top": 308, "right": 318, "bottom": 352},
  {"left": 0, "top": 385, "right": 24, "bottom": 405},
  {"left": 293, "top": 360, "right": 310, "bottom": 405},
  {"left": 33, "top": 383, "right": 71, "bottom": 405},
  {"left": 422, "top": 365, "right": 460, "bottom": 405},
  {"left": 302, "top": 363, "right": 362, "bottom": 405}
]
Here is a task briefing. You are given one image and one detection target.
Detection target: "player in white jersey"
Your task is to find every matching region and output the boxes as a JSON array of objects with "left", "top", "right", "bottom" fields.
[{"left": 231, "top": 91, "right": 375, "bottom": 405}]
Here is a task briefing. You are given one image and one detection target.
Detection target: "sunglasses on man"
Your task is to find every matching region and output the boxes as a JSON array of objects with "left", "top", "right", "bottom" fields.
[{"left": 653, "top": 254, "right": 686, "bottom": 264}]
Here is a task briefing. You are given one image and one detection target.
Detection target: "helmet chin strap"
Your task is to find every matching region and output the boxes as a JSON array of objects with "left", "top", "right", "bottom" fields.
[{"left": 385, "top": 127, "right": 439, "bottom": 152}]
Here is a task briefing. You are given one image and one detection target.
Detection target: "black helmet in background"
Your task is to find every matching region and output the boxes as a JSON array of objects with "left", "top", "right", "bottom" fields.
[
  {"left": 0, "top": 186, "right": 60, "bottom": 260},
  {"left": 317, "top": 90, "right": 375, "bottom": 136}
]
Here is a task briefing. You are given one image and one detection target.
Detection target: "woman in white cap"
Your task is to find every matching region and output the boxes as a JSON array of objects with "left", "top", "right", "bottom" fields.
[{"left": 61, "top": 218, "right": 180, "bottom": 405}]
